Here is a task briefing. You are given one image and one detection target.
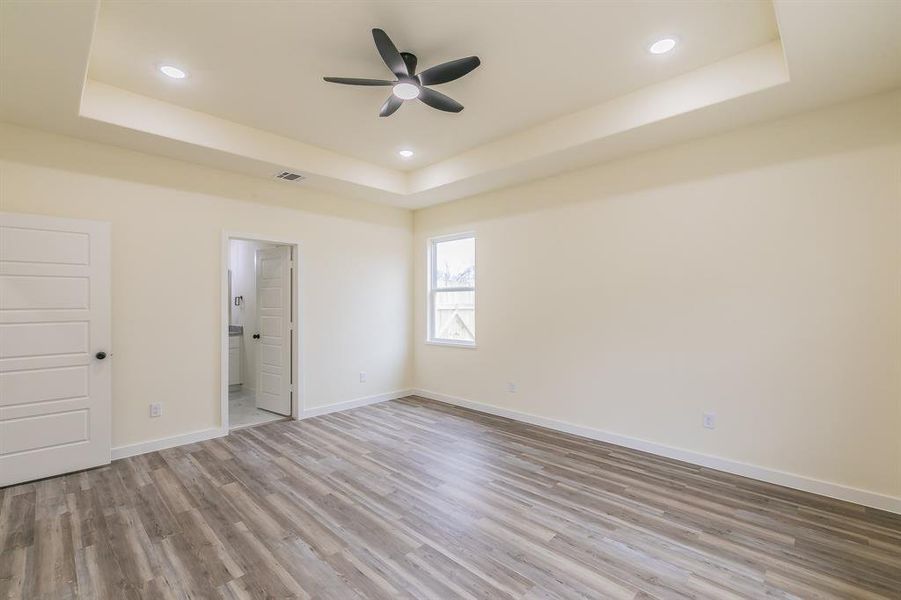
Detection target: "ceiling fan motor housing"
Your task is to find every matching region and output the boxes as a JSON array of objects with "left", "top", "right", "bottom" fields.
[{"left": 400, "top": 52, "right": 418, "bottom": 76}]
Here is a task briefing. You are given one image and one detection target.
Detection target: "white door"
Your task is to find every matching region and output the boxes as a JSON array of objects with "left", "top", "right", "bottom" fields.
[
  {"left": 0, "top": 213, "right": 111, "bottom": 486},
  {"left": 255, "top": 246, "right": 291, "bottom": 416}
]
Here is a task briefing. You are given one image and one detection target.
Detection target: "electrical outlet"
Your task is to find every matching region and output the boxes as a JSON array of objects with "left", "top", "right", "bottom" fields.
[
  {"left": 507, "top": 382, "right": 517, "bottom": 393},
  {"left": 150, "top": 403, "right": 162, "bottom": 418},
  {"left": 702, "top": 412, "right": 716, "bottom": 429},
  {"left": 359, "top": 371, "right": 367, "bottom": 383}
]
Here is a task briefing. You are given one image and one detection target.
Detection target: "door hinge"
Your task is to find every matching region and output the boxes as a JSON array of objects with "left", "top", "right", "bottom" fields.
[{"left": 288, "top": 384, "right": 294, "bottom": 392}]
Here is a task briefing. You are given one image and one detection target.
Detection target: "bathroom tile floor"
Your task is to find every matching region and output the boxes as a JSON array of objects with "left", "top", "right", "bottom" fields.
[{"left": 228, "top": 388, "right": 285, "bottom": 429}]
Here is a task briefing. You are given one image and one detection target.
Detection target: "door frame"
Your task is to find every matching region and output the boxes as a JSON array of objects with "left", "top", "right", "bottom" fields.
[{"left": 220, "top": 231, "right": 303, "bottom": 431}]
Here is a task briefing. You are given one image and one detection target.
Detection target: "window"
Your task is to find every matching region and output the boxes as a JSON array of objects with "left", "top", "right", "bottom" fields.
[{"left": 428, "top": 233, "right": 475, "bottom": 346}]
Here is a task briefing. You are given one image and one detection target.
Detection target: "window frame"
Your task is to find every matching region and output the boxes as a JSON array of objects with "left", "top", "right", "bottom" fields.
[{"left": 427, "top": 232, "right": 476, "bottom": 348}]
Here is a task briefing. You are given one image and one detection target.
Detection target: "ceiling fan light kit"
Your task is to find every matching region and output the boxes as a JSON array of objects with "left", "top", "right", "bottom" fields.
[
  {"left": 392, "top": 82, "right": 420, "bottom": 99},
  {"left": 324, "top": 28, "right": 481, "bottom": 117}
]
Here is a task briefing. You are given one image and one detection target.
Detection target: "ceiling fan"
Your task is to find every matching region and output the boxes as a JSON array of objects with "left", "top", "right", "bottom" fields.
[{"left": 323, "top": 28, "right": 481, "bottom": 117}]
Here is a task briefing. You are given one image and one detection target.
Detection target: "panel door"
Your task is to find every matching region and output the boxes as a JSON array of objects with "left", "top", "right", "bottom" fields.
[
  {"left": 0, "top": 212, "right": 111, "bottom": 486},
  {"left": 254, "top": 246, "right": 291, "bottom": 416}
]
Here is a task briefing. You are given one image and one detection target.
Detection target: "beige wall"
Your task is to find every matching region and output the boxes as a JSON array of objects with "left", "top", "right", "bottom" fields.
[
  {"left": 413, "top": 91, "right": 901, "bottom": 500},
  {"left": 2, "top": 90, "right": 898, "bottom": 505},
  {"left": 0, "top": 123, "right": 413, "bottom": 448}
]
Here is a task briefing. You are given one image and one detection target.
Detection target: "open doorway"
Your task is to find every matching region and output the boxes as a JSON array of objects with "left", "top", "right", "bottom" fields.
[{"left": 222, "top": 233, "right": 301, "bottom": 430}]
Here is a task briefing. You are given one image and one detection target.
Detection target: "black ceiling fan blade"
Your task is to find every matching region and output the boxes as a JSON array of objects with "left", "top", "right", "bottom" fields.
[
  {"left": 372, "top": 28, "right": 409, "bottom": 78},
  {"left": 379, "top": 95, "right": 404, "bottom": 117},
  {"left": 417, "top": 56, "right": 481, "bottom": 86},
  {"left": 323, "top": 77, "right": 394, "bottom": 86},
  {"left": 418, "top": 87, "right": 463, "bottom": 113}
]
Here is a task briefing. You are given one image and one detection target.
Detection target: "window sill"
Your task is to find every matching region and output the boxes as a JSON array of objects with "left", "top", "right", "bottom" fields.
[{"left": 426, "top": 339, "right": 477, "bottom": 349}]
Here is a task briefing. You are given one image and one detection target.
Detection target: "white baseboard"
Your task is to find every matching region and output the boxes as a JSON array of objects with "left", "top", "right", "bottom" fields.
[
  {"left": 109, "top": 390, "right": 412, "bottom": 461},
  {"left": 111, "top": 426, "right": 227, "bottom": 460},
  {"left": 412, "top": 388, "right": 901, "bottom": 515},
  {"left": 301, "top": 389, "right": 412, "bottom": 418}
]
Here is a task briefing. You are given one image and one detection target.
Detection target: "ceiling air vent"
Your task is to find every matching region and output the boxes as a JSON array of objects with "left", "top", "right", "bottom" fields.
[{"left": 273, "top": 171, "right": 305, "bottom": 183}]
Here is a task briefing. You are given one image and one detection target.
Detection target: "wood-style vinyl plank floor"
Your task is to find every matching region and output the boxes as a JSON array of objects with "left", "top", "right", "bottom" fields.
[{"left": 2, "top": 396, "right": 899, "bottom": 599}]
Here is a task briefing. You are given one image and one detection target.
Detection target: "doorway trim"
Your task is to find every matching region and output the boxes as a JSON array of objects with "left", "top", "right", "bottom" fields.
[{"left": 220, "top": 231, "right": 303, "bottom": 432}]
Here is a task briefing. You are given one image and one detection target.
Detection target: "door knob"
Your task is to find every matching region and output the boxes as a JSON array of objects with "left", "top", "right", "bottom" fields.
[
  {"left": 95, "top": 351, "right": 107, "bottom": 360},
  {"left": 252, "top": 334, "right": 260, "bottom": 339}
]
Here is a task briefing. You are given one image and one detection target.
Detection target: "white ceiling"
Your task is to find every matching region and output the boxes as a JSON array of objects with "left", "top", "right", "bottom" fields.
[
  {"left": 88, "top": 1, "right": 778, "bottom": 170},
  {"left": 1, "top": 1, "right": 900, "bottom": 209}
]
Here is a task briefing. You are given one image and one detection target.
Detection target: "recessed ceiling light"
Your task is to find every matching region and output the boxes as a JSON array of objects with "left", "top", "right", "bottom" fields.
[
  {"left": 159, "top": 65, "right": 187, "bottom": 79},
  {"left": 648, "top": 38, "right": 677, "bottom": 55},
  {"left": 398, "top": 149, "right": 414, "bottom": 158},
  {"left": 392, "top": 82, "right": 420, "bottom": 100}
]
